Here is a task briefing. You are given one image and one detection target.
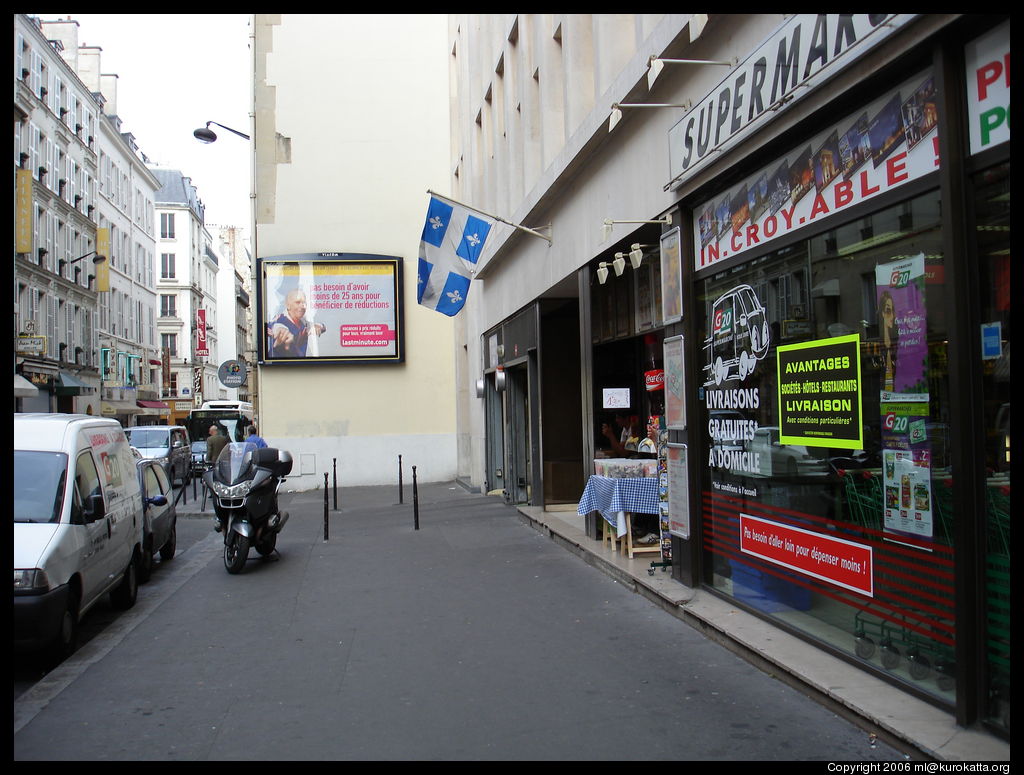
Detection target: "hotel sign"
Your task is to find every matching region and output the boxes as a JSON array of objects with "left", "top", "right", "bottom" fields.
[{"left": 668, "top": 14, "right": 917, "bottom": 190}]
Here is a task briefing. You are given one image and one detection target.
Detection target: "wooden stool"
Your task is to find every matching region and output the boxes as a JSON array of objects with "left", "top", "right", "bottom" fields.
[
  {"left": 602, "top": 518, "right": 620, "bottom": 552},
  {"left": 623, "top": 512, "right": 662, "bottom": 560}
]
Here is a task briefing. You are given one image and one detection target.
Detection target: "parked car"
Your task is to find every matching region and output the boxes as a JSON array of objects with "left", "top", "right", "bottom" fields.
[
  {"left": 125, "top": 425, "right": 191, "bottom": 486},
  {"left": 744, "top": 426, "right": 829, "bottom": 479},
  {"left": 15, "top": 414, "right": 143, "bottom": 663},
  {"left": 190, "top": 439, "right": 208, "bottom": 476},
  {"left": 135, "top": 458, "right": 177, "bottom": 583}
]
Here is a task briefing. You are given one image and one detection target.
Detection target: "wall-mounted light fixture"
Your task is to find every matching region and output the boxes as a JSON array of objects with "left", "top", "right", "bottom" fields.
[
  {"left": 628, "top": 243, "right": 657, "bottom": 269},
  {"left": 602, "top": 215, "right": 672, "bottom": 241},
  {"left": 609, "top": 101, "right": 690, "bottom": 132},
  {"left": 596, "top": 262, "right": 610, "bottom": 285},
  {"left": 646, "top": 55, "right": 735, "bottom": 90},
  {"left": 612, "top": 253, "right": 627, "bottom": 276},
  {"left": 193, "top": 121, "right": 250, "bottom": 144}
]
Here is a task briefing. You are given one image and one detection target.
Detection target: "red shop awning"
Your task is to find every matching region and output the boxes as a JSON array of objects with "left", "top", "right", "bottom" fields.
[{"left": 137, "top": 400, "right": 170, "bottom": 409}]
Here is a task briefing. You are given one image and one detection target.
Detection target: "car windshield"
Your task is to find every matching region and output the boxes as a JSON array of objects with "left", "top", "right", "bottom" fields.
[
  {"left": 213, "top": 441, "right": 259, "bottom": 486},
  {"left": 126, "top": 428, "right": 170, "bottom": 448},
  {"left": 15, "top": 451, "right": 68, "bottom": 523}
]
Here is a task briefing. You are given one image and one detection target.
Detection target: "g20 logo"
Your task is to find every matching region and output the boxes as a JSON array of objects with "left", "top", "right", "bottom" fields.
[
  {"left": 889, "top": 268, "right": 911, "bottom": 288},
  {"left": 883, "top": 412, "right": 909, "bottom": 433},
  {"left": 713, "top": 306, "right": 733, "bottom": 335}
]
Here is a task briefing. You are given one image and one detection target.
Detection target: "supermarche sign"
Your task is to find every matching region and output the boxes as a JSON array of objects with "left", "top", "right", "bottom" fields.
[{"left": 668, "top": 14, "right": 917, "bottom": 190}]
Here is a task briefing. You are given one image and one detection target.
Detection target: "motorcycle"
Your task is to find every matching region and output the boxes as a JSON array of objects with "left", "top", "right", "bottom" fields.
[{"left": 202, "top": 441, "right": 293, "bottom": 574}]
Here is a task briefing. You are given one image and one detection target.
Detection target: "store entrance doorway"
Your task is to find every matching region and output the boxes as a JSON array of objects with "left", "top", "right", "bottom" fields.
[{"left": 504, "top": 362, "right": 531, "bottom": 504}]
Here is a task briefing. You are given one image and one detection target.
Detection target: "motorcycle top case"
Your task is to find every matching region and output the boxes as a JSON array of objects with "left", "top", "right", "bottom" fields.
[{"left": 254, "top": 447, "right": 293, "bottom": 478}]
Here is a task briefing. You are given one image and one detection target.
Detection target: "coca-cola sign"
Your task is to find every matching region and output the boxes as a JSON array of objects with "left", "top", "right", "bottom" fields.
[{"left": 645, "top": 369, "right": 665, "bottom": 392}]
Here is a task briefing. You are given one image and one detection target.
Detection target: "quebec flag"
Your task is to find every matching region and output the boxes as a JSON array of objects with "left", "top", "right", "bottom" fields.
[{"left": 417, "top": 194, "right": 494, "bottom": 316}]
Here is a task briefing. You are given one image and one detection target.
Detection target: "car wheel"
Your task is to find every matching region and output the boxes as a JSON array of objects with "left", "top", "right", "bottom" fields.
[
  {"left": 159, "top": 520, "right": 177, "bottom": 561},
  {"left": 46, "top": 590, "right": 80, "bottom": 665},
  {"left": 110, "top": 552, "right": 138, "bottom": 610},
  {"left": 138, "top": 534, "right": 154, "bottom": 583}
]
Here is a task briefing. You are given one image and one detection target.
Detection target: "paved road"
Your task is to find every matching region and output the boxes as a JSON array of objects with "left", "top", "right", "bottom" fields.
[{"left": 14, "top": 483, "right": 907, "bottom": 761}]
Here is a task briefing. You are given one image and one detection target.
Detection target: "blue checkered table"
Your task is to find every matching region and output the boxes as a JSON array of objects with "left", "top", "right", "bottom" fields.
[{"left": 577, "top": 474, "right": 660, "bottom": 537}]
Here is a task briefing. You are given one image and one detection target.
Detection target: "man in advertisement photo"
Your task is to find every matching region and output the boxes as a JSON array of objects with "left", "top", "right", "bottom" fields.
[{"left": 267, "top": 287, "right": 327, "bottom": 358}]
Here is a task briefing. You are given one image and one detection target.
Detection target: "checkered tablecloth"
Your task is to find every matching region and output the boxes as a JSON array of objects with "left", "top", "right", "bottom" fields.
[{"left": 577, "top": 475, "right": 660, "bottom": 536}]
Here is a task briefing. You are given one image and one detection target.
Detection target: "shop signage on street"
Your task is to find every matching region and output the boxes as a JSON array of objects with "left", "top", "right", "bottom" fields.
[
  {"left": 965, "top": 20, "right": 1010, "bottom": 155},
  {"left": 693, "top": 67, "right": 939, "bottom": 270},
  {"left": 669, "top": 14, "right": 916, "bottom": 190},
  {"left": 196, "top": 309, "right": 209, "bottom": 358},
  {"left": 218, "top": 359, "right": 247, "bottom": 388},
  {"left": 740, "top": 513, "right": 874, "bottom": 596},
  {"left": 776, "top": 333, "right": 863, "bottom": 449}
]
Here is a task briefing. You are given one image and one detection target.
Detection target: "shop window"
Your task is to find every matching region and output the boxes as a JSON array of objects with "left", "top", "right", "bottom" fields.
[
  {"left": 698, "top": 190, "right": 959, "bottom": 704},
  {"left": 971, "top": 162, "right": 1010, "bottom": 734}
]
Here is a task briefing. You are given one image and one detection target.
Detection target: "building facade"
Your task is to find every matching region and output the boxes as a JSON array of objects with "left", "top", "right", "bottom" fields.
[
  {"left": 149, "top": 168, "right": 221, "bottom": 426},
  {"left": 251, "top": 14, "right": 456, "bottom": 488},
  {"left": 15, "top": 14, "right": 165, "bottom": 425},
  {"left": 449, "top": 13, "right": 1009, "bottom": 738},
  {"left": 15, "top": 15, "right": 102, "bottom": 413}
]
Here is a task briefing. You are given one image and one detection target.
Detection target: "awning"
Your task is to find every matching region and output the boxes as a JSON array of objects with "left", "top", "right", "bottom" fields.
[
  {"left": 101, "top": 400, "right": 142, "bottom": 417},
  {"left": 15, "top": 373, "right": 39, "bottom": 398},
  {"left": 136, "top": 399, "right": 170, "bottom": 417},
  {"left": 55, "top": 370, "right": 96, "bottom": 396}
]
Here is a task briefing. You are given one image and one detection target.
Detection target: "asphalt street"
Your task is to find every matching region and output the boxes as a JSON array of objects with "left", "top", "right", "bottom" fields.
[{"left": 14, "top": 482, "right": 908, "bottom": 761}]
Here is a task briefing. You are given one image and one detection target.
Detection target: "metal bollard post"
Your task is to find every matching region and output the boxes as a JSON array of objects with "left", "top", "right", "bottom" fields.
[
  {"left": 323, "top": 473, "right": 329, "bottom": 541},
  {"left": 398, "top": 455, "right": 404, "bottom": 504},
  {"left": 333, "top": 457, "right": 338, "bottom": 511},
  {"left": 412, "top": 465, "right": 419, "bottom": 530}
]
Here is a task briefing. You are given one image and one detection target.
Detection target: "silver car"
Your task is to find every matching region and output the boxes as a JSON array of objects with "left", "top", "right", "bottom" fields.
[{"left": 125, "top": 426, "right": 191, "bottom": 486}]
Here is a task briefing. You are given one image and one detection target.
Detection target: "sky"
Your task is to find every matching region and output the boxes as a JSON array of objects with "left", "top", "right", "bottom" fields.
[{"left": 35, "top": 13, "right": 252, "bottom": 228}]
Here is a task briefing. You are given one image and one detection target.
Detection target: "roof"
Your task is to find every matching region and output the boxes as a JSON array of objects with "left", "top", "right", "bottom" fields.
[{"left": 148, "top": 167, "right": 205, "bottom": 220}]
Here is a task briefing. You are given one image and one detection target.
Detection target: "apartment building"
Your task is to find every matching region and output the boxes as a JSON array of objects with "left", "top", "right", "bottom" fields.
[
  {"left": 149, "top": 167, "right": 224, "bottom": 426},
  {"left": 15, "top": 14, "right": 165, "bottom": 424},
  {"left": 15, "top": 14, "right": 103, "bottom": 413}
]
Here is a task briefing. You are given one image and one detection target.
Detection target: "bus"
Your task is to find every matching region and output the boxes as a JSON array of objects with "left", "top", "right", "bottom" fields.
[{"left": 186, "top": 400, "right": 255, "bottom": 447}]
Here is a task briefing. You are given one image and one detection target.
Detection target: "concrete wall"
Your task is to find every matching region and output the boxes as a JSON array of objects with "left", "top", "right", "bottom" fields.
[{"left": 253, "top": 14, "right": 455, "bottom": 489}]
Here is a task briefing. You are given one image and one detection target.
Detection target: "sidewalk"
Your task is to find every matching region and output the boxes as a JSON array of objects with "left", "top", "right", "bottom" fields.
[
  {"left": 514, "top": 502, "right": 1010, "bottom": 763},
  {"left": 174, "top": 484, "right": 1008, "bottom": 761}
]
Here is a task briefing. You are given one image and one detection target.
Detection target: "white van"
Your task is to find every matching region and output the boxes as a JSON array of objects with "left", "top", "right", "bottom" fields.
[{"left": 14, "top": 414, "right": 144, "bottom": 662}]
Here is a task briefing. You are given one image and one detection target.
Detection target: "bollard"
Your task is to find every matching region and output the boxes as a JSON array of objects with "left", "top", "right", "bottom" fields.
[
  {"left": 333, "top": 457, "right": 338, "bottom": 511},
  {"left": 323, "top": 473, "right": 329, "bottom": 541},
  {"left": 412, "top": 465, "right": 419, "bottom": 530},
  {"left": 398, "top": 454, "right": 404, "bottom": 504}
]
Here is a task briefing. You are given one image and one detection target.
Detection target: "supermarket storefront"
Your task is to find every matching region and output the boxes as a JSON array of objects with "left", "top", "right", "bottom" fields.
[{"left": 672, "top": 15, "right": 1009, "bottom": 735}]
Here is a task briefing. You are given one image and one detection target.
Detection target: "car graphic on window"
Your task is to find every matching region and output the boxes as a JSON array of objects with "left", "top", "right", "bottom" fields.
[{"left": 702, "top": 284, "right": 771, "bottom": 386}]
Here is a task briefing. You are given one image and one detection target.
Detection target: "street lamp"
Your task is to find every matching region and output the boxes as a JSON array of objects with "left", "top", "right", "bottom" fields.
[
  {"left": 193, "top": 121, "right": 250, "bottom": 143},
  {"left": 59, "top": 250, "right": 106, "bottom": 273}
]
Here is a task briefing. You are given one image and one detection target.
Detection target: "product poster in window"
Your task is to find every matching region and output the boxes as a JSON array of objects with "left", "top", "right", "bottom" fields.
[
  {"left": 875, "top": 253, "right": 929, "bottom": 403},
  {"left": 874, "top": 253, "right": 933, "bottom": 543},
  {"left": 659, "top": 227, "right": 683, "bottom": 323},
  {"left": 777, "top": 334, "right": 863, "bottom": 450},
  {"left": 259, "top": 254, "right": 404, "bottom": 365},
  {"left": 663, "top": 335, "right": 686, "bottom": 430}
]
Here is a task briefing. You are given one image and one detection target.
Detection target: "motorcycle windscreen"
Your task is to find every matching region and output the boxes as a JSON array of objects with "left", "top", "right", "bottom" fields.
[{"left": 214, "top": 442, "right": 260, "bottom": 486}]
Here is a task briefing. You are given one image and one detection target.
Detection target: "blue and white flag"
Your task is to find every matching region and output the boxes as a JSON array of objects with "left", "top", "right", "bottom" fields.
[{"left": 417, "top": 194, "right": 495, "bottom": 316}]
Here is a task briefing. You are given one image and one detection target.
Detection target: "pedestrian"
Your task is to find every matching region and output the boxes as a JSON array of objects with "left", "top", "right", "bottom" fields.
[
  {"left": 206, "top": 424, "right": 228, "bottom": 463},
  {"left": 246, "top": 426, "right": 268, "bottom": 449}
]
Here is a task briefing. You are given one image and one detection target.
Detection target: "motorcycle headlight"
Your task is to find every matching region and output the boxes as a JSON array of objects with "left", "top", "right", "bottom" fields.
[
  {"left": 212, "top": 480, "right": 254, "bottom": 499},
  {"left": 14, "top": 568, "right": 50, "bottom": 593}
]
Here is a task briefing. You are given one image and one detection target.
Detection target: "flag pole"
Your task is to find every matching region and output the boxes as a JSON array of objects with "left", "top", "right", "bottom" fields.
[{"left": 427, "top": 190, "right": 551, "bottom": 244}]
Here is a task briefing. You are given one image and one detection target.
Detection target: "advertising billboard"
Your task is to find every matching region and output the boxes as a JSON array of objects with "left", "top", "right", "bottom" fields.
[{"left": 258, "top": 254, "right": 405, "bottom": 365}]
